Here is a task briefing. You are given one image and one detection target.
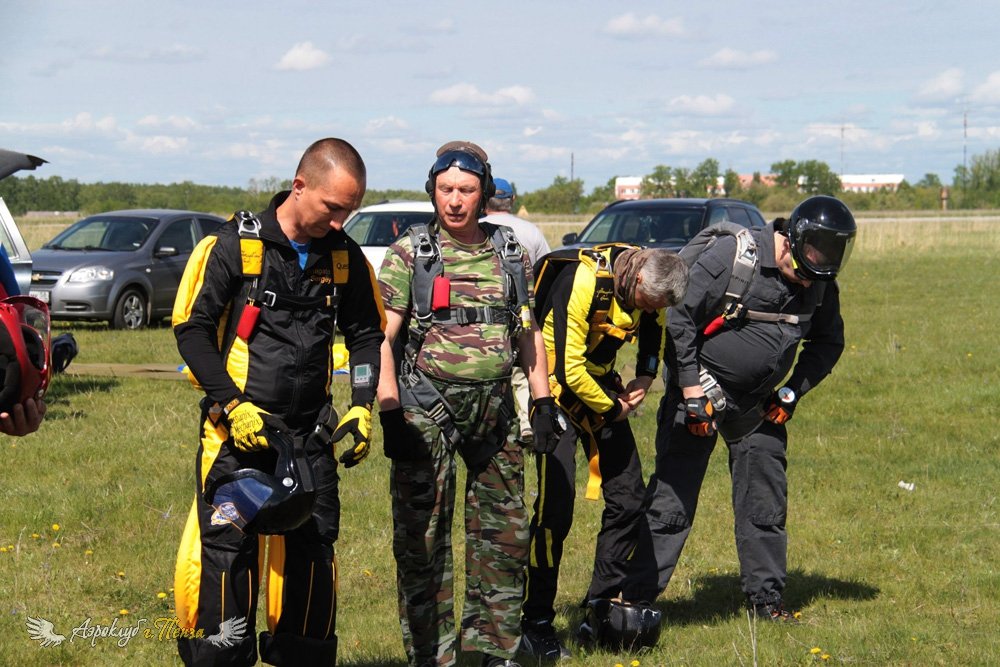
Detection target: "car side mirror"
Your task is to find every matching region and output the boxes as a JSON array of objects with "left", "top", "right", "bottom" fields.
[
  {"left": 154, "top": 246, "right": 178, "bottom": 258},
  {"left": 562, "top": 232, "right": 578, "bottom": 245}
]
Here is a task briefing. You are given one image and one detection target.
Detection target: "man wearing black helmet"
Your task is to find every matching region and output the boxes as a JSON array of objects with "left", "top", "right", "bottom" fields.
[
  {"left": 621, "top": 195, "right": 856, "bottom": 623},
  {"left": 376, "top": 141, "right": 557, "bottom": 667}
]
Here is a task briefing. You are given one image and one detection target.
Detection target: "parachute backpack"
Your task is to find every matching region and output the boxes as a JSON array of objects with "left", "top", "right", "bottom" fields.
[
  {"left": 532, "top": 243, "right": 642, "bottom": 358},
  {"left": 679, "top": 221, "right": 816, "bottom": 336},
  {"left": 0, "top": 295, "right": 51, "bottom": 412}
]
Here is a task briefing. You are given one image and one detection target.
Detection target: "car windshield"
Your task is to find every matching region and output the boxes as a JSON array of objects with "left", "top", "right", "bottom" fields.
[
  {"left": 578, "top": 206, "right": 705, "bottom": 245},
  {"left": 44, "top": 216, "right": 155, "bottom": 251},
  {"left": 345, "top": 211, "right": 435, "bottom": 246}
]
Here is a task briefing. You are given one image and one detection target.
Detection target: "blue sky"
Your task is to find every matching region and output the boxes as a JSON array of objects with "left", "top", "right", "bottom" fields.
[{"left": 3, "top": 1, "right": 997, "bottom": 193}]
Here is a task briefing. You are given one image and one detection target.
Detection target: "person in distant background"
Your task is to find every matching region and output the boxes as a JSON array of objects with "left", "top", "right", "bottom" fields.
[{"left": 482, "top": 177, "right": 550, "bottom": 444}]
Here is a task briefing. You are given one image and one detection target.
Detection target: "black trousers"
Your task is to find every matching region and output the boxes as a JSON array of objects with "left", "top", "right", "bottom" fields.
[
  {"left": 622, "top": 390, "right": 789, "bottom": 606},
  {"left": 522, "top": 417, "right": 646, "bottom": 623},
  {"left": 175, "top": 419, "right": 341, "bottom": 667}
]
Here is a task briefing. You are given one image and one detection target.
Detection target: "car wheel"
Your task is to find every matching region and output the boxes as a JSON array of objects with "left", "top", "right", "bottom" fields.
[{"left": 112, "top": 288, "right": 149, "bottom": 330}]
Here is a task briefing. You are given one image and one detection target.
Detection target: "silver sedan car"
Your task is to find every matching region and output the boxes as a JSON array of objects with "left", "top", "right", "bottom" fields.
[{"left": 29, "top": 209, "right": 225, "bottom": 329}]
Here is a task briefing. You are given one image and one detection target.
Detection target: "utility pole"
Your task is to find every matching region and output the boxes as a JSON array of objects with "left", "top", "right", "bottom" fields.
[
  {"left": 840, "top": 123, "right": 845, "bottom": 177},
  {"left": 963, "top": 109, "right": 968, "bottom": 189}
]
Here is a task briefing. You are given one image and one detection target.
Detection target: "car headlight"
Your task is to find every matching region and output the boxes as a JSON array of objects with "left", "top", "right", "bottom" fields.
[{"left": 68, "top": 266, "right": 115, "bottom": 282}]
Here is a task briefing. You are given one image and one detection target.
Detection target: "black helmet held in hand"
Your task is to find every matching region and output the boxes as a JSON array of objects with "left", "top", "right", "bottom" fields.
[
  {"left": 204, "top": 418, "right": 316, "bottom": 535},
  {"left": 786, "top": 195, "right": 857, "bottom": 281}
]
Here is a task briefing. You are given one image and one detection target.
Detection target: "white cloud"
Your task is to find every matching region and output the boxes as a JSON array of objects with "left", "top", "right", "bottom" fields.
[
  {"left": 136, "top": 136, "right": 189, "bottom": 154},
  {"left": 59, "top": 112, "right": 118, "bottom": 134},
  {"left": 275, "top": 42, "right": 331, "bottom": 71},
  {"left": 604, "top": 12, "right": 683, "bottom": 38},
  {"left": 668, "top": 94, "right": 735, "bottom": 115},
  {"left": 137, "top": 115, "right": 199, "bottom": 130},
  {"left": 364, "top": 116, "right": 410, "bottom": 134},
  {"left": 700, "top": 48, "right": 777, "bottom": 69},
  {"left": 523, "top": 126, "right": 542, "bottom": 137},
  {"left": 916, "top": 68, "right": 964, "bottom": 102},
  {"left": 428, "top": 83, "right": 534, "bottom": 106},
  {"left": 514, "top": 143, "right": 571, "bottom": 162},
  {"left": 370, "top": 138, "right": 432, "bottom": 155},
  {"left": 971, "top": 70, "right": 1000, "bottom": 105}
]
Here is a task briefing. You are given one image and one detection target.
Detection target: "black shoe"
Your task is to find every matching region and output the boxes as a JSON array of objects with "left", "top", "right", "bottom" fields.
[
  {"left": 750, "top": 600, "right": 799, "bottom": 623},
  {"left": 518, "top": 619, "right": 572, "bottom": 660},
  {"left": 482, "top": 655, "right": 522, "bottom": 667}
]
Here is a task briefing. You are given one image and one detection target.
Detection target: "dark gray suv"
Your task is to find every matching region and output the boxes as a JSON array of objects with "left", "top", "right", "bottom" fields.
[
  {"left": 29, "top": 209, "right": 225, "bottom": 329},
  {"left": 560, "top": 198, "right": 766, "bottom": 250}
]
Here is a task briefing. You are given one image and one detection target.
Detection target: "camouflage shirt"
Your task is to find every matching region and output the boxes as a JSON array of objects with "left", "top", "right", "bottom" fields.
[{"left": 379, "top": 225, "right": 533, "bottom": 382}]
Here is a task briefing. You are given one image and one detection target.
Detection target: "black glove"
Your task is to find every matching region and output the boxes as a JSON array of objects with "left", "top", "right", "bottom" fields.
[
  {"left": 763, "top": 387, "right": 798, "bottom": 424},
  {"left": 529, "top": 397, "right": 567, "bottom": 454},
  {"left": 379, "top": 408, "right": 430, "bottom": 461},
  {"left": 684, "top": 396, "right": 717, "bottom": 437}
]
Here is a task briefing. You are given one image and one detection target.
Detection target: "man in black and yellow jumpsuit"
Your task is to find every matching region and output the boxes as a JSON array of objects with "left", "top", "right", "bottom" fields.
[
  {"left": 172, "top": 138, "right": 385, "bottom": 666},
  {"left": 519, "top": 246, "right": 687, "bottom": 659}
]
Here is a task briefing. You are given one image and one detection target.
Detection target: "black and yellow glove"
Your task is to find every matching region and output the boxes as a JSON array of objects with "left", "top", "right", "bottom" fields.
[
  {"left": 226, "top": 401, "right": 271, "bottom": 451},
  {"left": 332, "top": 404, "right": 372, "bottom": 468},
  {"left": 684, "top": 396, "right": 717, "bottom": 438}
]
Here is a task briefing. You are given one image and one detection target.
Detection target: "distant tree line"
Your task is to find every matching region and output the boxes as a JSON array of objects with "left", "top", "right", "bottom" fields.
[{"left": 3, "top": 149, "right": 1000, "bottom": 217}]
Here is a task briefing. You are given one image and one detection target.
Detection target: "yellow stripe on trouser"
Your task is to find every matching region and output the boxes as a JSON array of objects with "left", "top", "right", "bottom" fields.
[
  {"left": 174, "top": 498, "right": 202, "bottom": 629},
  {"left": 266, "top": 536, "right": 286, "bottom": 633},
  {"left": 549, "top": 376, "right": 604, "bottom": 501}
]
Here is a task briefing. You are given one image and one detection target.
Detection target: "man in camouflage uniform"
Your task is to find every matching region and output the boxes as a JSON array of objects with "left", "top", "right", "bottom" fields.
[{"left": 376, "top": 141, "right": 561, "bottom": 667}]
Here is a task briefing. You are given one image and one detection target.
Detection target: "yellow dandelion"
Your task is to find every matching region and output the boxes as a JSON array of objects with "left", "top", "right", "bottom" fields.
[
  {"left": 708, "top": 567, "right": 719, "bottom": 574},
  {"left": 821, "top": 655, "right": 830, "bottom": 661},
  {"left": 157, "top": 592, "right": 167, "bottom": 599},
  {"left": 119, "top": 609, "right": 129, "bottom": 616},
  {"left": 6, "top": 544, "right": 12, "bottom": 550},
  {"left": 31, "top": 533, "right": 40, "bottom": 539},
  {"left": 85, "top": 549, "right": 94, "bottom": 556},
  {"left": 810, "top": 647, "right": 822, "bottom": 654},
  {"left": 52, "top": 543, "right": 61, "bottom": 549},
  {"left": 967, "top": 352, "right": 973, "bottom": 358},
  {"left": 0, "top": 547, "right": 7, "bottom": 553},
  {"left": 363, "top": 569, "right": 373, "bottom": 577},
  {"left": 169, "top": 587, "right": 175, "bottom": 593},
  {"left": 793, "top": 611, "right": 802, "bottom": 620},
  {"left": 116, "top": 570, "right": 126, "bottom": 578},
  {"left": 615, "top": 663, "right": 624, "bottom": 667},
  {"left": 631, "top": 660, "right": 641, "bottom": 667},
  {"left": 52, "top": 523, "right": 60, "bottom": 532}
]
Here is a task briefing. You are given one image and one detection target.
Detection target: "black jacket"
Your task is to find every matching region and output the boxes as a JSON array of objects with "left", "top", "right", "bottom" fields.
[
  {"left": 666, "top": 222, "right": 844, "bottom": 415},
  {"left": 174, "top": 191, "right": 385, "bottom": 428}
]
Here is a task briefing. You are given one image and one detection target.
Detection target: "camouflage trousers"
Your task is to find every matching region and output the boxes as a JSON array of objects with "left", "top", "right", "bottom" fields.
[{"left": 391, "top": 380, "right": 529, "bottom": 666}]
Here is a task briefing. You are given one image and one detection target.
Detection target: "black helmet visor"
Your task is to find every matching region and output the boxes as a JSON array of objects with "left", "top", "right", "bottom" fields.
[{"left": 792, "top": 220, "right": 856, "bottom": 280}]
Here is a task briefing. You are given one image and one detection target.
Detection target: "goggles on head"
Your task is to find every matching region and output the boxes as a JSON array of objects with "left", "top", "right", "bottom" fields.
[
  {"left": 0, "top": 296, "right": 50, "bottom": 412},
  {"left": 429, "top": 149, "right": 488, "bottom": 179}
]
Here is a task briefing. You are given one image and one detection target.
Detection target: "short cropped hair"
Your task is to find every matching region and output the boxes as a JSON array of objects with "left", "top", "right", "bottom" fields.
[
  {"left": 296, "top": 138, "right": 366, "bottom": 186},
  {"left": 486, "top": 196, "right": 514, "bottom": 212},
  {"left": 637, "top": 250, "right": 689, "bottom": 306}
]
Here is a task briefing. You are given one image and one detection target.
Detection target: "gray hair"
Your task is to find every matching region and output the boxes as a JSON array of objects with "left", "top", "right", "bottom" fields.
[
  {"left": 637, "top": 250, "right": 689, "bottom": 306},
  {"left": 486, "top": 196, "right": 514, "bottom": 212}
]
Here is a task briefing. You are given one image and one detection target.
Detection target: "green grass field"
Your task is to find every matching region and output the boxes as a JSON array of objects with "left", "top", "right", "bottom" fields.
[{"left": 2, "top": 217, "right": 998, "bottom": 665}]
